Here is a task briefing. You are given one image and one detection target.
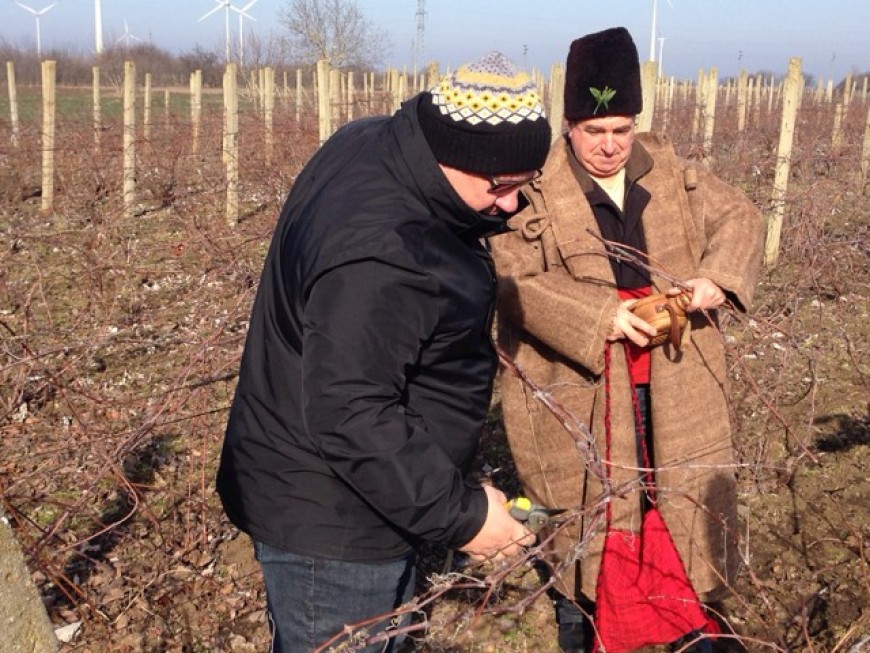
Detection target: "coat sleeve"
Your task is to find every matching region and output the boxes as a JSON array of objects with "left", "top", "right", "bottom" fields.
[
  {"left": 491, "top": 209, "right": 620, "bottom": 375},
  {"left": 690, "top": 165, "right": 765, "bottom": 312},
  {"left": 301, "top": 259, "right": 487, "bottom": 549}
]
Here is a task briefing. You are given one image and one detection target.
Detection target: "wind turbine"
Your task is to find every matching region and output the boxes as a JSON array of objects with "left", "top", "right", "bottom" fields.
[
  {"left": 648, "top": 0, "right": 674, "bottom": 63},
  {"left": 234, "top": 0, "right": 258, "bottom": 67},
  {"left": 116, "top": 19, "right": 142, "bottom": 47},
  {"left": 200, "top": 0, "right": 234, "bottom": 63},
  {"left": 14, "top": 1, "right": 58, "bottom": 59},
  {"left": 94, "top": 0, "right": 103, "bottom": 55}
]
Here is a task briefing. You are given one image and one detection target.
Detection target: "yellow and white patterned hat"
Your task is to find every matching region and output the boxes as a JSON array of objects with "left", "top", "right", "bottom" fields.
[{"left": 417, "top": 51, "right": 551, "bottom": 175}]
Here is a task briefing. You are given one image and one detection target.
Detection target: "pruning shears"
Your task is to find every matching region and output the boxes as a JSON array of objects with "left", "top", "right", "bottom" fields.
[{"left": 505, "top": 496, "right": 567, "bottom": 532}]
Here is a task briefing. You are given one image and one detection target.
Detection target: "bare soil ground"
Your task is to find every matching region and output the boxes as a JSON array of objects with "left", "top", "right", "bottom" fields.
[{"left": 0, "top": 93, "right": 867, "bottom": 652}]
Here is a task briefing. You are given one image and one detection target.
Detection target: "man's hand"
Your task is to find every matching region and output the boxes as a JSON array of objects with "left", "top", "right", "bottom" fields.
[
  {"left": 459, "top": 486, "right": 535, "bottom": 562},
  {"left": 607, "top": 298, "right": 659, "bottom": 346},
  {"left": 672, "top": 278, "right": 725, "bottom": 312}
]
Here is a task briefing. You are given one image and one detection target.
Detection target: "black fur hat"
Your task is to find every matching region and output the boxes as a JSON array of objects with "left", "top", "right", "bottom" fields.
[{"left": 564, "top": 27, "right": 642, "bottom": 121}]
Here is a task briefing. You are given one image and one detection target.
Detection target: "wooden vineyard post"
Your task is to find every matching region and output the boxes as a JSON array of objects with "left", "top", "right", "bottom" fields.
[
  {"left": 264, "top": 66, "right": 274, "bottom": 166},
  {"left": 702, "top": 68, "right": 718, "bottom": 155},
  {"left": 190, "top": 69, "right": 202, "bottom": 154},
  {"left": 123, "top": 61, "right": 137, "bottom": 218},
  {"left": 164, "top": 89, "right": 170, "bottom": 121},
  {"left": 7, "top": 62, "right": 20, "bottom": 148},
  {"left": 40, "top": 60, "right": 56, "bottom": 214},
  {"left": 765, "top": 57, "right": 802, "bottom": 267},
  {"left": 637, "top": 60, "right": 656, "bottom": 133},
  {"left": 93, "top": 65, "right": 101, "bottom": 147},
  {"left": 317, "top": 59, "right": 331, "bottom": 145},
  {"left": 224, "top": 63, "right": 239, "bottom": 227},
  {"left": 548, "top": 63, "right": 564, "bottom": 142},
  {"left": 144, "top": 72, "right": 152, "bottom": 141}
]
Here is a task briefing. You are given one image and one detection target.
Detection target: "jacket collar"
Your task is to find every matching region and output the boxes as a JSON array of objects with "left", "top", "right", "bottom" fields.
[
  {"left": 564, "top": 135, "right": 654, "bottom": 193},
  {"left": 393, "top": 94, "right": 512, "bottom": 240}
]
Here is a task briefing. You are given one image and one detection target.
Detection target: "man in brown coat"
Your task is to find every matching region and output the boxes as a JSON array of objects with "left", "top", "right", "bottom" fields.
[{"left": 491, "top": 28, "right": 764, "bottom": 653}]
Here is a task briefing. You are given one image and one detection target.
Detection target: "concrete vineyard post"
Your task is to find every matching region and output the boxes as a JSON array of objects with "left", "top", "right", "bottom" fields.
[
  {"left": 264, "top": 67, "right": 274, "bottom": 165},
  {"left": 638, "top": 60, "right": 657, "bottom": 133},
  {"left": 123, "top": 61, "right": 136, "bottom": 218},
  {"left": 92, "top": 65, "right": 101, "bottom": 147},
  {"left": 831, "top": 103, "right": 843, "bottom": 151},
  {"left": 329, "top": 69, "right": 341, "bottom": 128},
  {"left": 691, "top": 68, "right": 704, "bottom": 141},
  {"left": 347, "top": 71, "right": 355, "bottom": 122},
  {"left": 317, "top": 59, "right": 331, "bottom": 145},
  {"left": 703, "top": 68, "right": 718, "bottom": 155},
  {"left": 548, "top": 63, "right": 564, "bottom": 142},
  {"left": 765, "top": 57, "right": 803, "bottom": 267},
  {"left": 296, "top": 69, "right": 303, "bottom": 124},
  {"left": 737, "top": 70, "right": 749, "bottom": 133},
  {"left": 6, "top": 62, "right": 19, "bottom": 148},
  {"left": 40, "top": 60, "right": 56, "bottom": 214},
  {"left": 190, "top": 69, "right": 202, "bottom": 154},
  {"left": 225, "top": 63, "right": 239, "bottom": 227},
  {"left": 144, "top": 72, "right": 152, "bottom": 142}
]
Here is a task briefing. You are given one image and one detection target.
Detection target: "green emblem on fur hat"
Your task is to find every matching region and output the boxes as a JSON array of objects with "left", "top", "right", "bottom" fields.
[{"left": 589, "top": 86, "right": 616, "bottom": 114}]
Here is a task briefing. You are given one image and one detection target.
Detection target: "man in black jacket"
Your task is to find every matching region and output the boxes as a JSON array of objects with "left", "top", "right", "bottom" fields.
[{"left": 216, "top": 51, "right": 552, "bottom": 652}]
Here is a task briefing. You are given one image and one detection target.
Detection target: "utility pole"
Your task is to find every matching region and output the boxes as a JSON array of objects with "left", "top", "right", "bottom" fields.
[{"left": 415, "top": 0, "right": 426, "bottom": 73}]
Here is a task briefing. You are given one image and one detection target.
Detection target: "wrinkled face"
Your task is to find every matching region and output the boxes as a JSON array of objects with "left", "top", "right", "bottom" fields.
[
  {"left": 568, "top": 115, "right": 635, "bottom": 178},
  {"left": 440, "top": 166, "right": 541, "bottom": 215}
]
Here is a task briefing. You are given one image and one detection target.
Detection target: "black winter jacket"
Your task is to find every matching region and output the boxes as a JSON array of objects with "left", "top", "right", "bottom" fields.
[{"left": 217, "top": 95, "right": 510, "bottom": 561}]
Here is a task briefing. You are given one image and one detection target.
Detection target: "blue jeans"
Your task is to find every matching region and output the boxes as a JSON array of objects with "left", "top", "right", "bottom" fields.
[{"left": 254, "top": 541, "right": 417, "bottom": 653}]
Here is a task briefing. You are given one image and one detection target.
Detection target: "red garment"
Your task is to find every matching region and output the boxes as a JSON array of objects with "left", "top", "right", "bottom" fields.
[
  {"left": 593, "top": 343, "right": 708, "bottom": 652},
  {"left": 592, "top": 509, "right": 709, "bottom": 652},
  {"left": 618, "top": 287, "right": 652, "bottom": 384}
]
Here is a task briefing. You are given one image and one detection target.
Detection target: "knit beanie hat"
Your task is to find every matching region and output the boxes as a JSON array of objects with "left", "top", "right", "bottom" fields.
[
  {"left": 417, "top": 51, "right": 551, "bottom": 175},
  {"left": 564, "top": 27, "right": 643, "bottom": 121}
]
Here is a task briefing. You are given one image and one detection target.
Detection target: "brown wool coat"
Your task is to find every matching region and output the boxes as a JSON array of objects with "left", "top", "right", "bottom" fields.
[{"left": 491, "top": 132, "right": 764, "bottom": 602}]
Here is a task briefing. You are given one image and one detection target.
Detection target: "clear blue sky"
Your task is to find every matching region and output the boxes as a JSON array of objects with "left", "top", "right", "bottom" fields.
[{"left": 2, "top": 0, "right": 867, "bottom": 82}]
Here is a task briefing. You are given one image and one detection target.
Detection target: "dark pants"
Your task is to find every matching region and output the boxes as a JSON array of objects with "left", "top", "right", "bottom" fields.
[{"left": 255, "top": 540, "right": 416, "bottom": 653}]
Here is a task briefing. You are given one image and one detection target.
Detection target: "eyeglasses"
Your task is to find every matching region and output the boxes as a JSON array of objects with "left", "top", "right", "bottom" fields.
[{"left": 487, "top": 169, "right": 542, "bottom": 197}]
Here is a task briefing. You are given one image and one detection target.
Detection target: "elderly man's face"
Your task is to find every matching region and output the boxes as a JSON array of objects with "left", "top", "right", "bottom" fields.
[{"left": 568, "top": 115, "right": 635, "bottom": 178}]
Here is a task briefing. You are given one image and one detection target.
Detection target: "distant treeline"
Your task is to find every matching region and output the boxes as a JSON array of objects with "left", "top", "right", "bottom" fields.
[
  {"left": 0, "top": 41, "right": 339, "bottom": 88},
  {"left": 1, "top": 40, "right": 866, "bottom": 93}
]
